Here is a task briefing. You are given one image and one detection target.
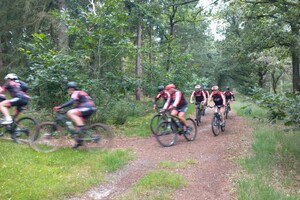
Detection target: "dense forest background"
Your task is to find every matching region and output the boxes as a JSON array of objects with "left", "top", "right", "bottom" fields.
[{"left": 0, "top": 0, "right": 299, "bottom": 124}]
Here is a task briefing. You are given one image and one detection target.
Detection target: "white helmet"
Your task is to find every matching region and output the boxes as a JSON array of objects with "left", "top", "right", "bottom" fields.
[
  {"left": 4, "top": 73, "right": 18, "bottom": 80},
  {"left": 195, "top": 85, "right": 201, "bottom": 89}
]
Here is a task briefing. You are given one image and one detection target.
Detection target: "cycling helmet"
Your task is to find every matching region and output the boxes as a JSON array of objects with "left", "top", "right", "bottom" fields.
[
  {"left": 226, "top": 87, "right": 230, "bottom": 90},
  {"left": 4, "top": 73, "right": 18, "bottom": 80},
  {"left": 195, "top": 85, "right": 201, "bottom": 89},
  {"left": 67, "top": 81, "right": 77, "bottom": 89},
  {"left": 165, "top": 83, "right": 176, "bottom": 90},
  {"left": 157, "top": 85, "right": 164, "bottom": 92},
  {"left": 211, "top": 85, "right": 219, "bottom": 91}
]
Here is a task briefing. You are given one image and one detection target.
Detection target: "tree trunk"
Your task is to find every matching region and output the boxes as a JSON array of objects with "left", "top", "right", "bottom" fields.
[
  {"left": 56, "top": 0, "right": 68, "bottom": 52},
  {"left": 290, "top": 24, "right": 300, "bottom": 93},
  {"left": 135, "top": 18, "right": 142, "bottom": 101}
]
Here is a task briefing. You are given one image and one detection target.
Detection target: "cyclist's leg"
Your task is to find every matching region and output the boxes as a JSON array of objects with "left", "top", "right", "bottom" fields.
[
  {"left": 0, "top": 98, "right": 22, "bottom": 124},
  {"left": 68, "top": 107, "right": 96, "bottom": 148},
  {"left": 176, "top": 105, "right": 188, "bottom": 130}
]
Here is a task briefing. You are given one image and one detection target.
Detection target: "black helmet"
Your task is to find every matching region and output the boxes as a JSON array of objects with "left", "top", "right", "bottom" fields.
[
  {"left": 157, "top": 85, "right": 164, "bottom": 92},
  {"left": 226, "top": 87, "right": 230, "bottom": 90},
  {"left": 67, "top": 82, "right": 77, "bottom": 89}
]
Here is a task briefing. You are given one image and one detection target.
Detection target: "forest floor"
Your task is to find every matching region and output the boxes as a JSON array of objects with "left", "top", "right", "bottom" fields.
[{"left": 70, "top": 108, "right": 252, "bottom": 200}]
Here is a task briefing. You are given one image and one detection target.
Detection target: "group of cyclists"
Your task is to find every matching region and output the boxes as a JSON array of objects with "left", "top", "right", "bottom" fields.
[
  {"left": 153, "top": 83, "right": 235, "bottom": 129},
  {"left": 0, "top": 73, "right": 95, "bottom": 148},
  {"left": 1, "top": 71, "right": 235, "bottom": 148}
]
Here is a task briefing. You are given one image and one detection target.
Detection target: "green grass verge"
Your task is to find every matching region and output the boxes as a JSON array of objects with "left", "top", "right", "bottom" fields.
[
  {"left": 116, "top": 159, "right": 196, "bottom": 200},
  {"left": 0, "top": 141, "right": 132, "bottom": 200},
  {"left": 232, "top": 94, "right": 300, "bottom": 200}
]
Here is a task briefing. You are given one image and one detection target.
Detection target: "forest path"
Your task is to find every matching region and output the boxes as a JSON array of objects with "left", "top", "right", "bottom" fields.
[{"left": 70, "top": 108, "right": 252, "bottom": 200}]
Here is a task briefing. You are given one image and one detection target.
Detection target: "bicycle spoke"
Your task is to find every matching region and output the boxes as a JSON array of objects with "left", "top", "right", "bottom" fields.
[
  {"left": 29, "top": 123, "right": 65, "bottom": 152},
  {"left": 211, "top": 116, "right": 220, "bottom": 136},
  {"left": 184, "top": 118, "right": 197, "bottom": 141},
  {"left": 155, "top": 121, "right": 177, "bottom": 147},
  {"left": 84, "top": 123, "right": 114, "bottom": 149}
]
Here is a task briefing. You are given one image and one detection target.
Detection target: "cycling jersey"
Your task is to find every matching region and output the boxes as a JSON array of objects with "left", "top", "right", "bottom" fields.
[
  {"left": 223, "top": 90, "right": 234, "bottom": 100},
  {"left": 191, "top": 89, "right": 206, "bottom": 103},
  {"left": 71, "top": 91, "right": 95, "bottom": 108},
  {"left": 154, "top": 90, "right": 169, "bottom": 103},
  {"left": 163, "top": 89, "right": 187, "bottom": 110},
  {"left": 211, "top": 91, "right": 224, "bottom": 106},
  {"left": 2, "top": 81, "right": 29, "bottom": 99}
]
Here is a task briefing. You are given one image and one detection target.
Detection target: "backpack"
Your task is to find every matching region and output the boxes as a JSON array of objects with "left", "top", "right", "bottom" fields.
[{"left": 15, "top": 80, "right": 29, "bottom": 92}]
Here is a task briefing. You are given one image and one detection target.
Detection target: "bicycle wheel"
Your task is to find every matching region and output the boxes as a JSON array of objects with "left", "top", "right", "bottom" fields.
[
  {"left": 29, "top": 122, "right": 65, "bottom": 153},
  {"left": 82, "top": 123, "right": 114, "bottom": 149},
  {"left": 184, "top": 118, "right": 197, "bottom": 141},
  {"left": 14, "top": 117, "right": 37, "bottom": 144},
  {"left": 221, "top": 122, "right": 225, "bottom": 132},
  {"left": 150, "top": 114, "right": 163, "bottom": 135},
  {"left": 211, "top": 116, "right": 220, "bottom": 136},
  {"left": 195, "top": 108, "right": 200, "bottom": 126},
  {"left": 155, "top": 121, "right": 177, "bottom": 147},
  {"left": 225, "top": 106, "right": 229, "bottom": 119}
]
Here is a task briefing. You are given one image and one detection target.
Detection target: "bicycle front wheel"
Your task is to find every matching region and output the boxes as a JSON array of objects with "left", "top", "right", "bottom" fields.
[
  {"left": 211, "top": 116, "right": 220, "bottom": 136},
  {"left": 83, "top": 123, "right": 114, "bottom": 149},
  {"left": 29, "top": 122, "right": 64, "bottom": 153},
  {"left": 150, "top": 114, "right": 163, "bottom": 135},
  {"left": 195, "top": 108, "right": 201, "bottom": 126},
  {"left": 155, "top": 121, "right": 177, "bottom": 147},
  {"left": 15, "top": 116, "right": 37, "bottom": 144},
  {"left": 184, "top": 118, "right": 197, "bottom": 141},
  {"left": 225, "top": 107, "right": 229, "bottom": 119}
]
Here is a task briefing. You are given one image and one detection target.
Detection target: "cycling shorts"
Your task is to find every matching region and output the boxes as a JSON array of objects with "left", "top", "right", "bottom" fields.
[
  {"left": 174, "top": 104, "right": 188, "bottom": 113},
  {"left": 9, "top": 97, "right": 28, "bottom": 111},
  {"left": 78, "top": 107, "right": 97, "bottom": 118}
]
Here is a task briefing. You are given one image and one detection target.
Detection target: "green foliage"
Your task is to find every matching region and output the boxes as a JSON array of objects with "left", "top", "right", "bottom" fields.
[
  {"left": 235, "top": 95, "right": 300, "bottom": 199},
  {"left": 248, "top": 88, "right": 300, "bottom": 125}
]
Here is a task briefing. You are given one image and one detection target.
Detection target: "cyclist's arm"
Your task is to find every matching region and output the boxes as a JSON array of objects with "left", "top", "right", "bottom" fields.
[
  {"left": 190, "top": 91, "right": 195, "bottom": 103},
  {"left": 58, "top": 98, "right": 76, "bottom": 109},
  {"left": 202, "top": 90, "right": 207, "bottom": 103}
]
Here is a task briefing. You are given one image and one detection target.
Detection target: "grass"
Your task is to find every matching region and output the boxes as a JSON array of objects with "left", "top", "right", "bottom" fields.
[
  {"left": 232, "top": 94, "right": 300, "bottom": 200},
  {"left": 116, "top": 170, "right": 187, "bottom": 200},
  {"left": 0, "top": 140, "right": 132, "bottom": 200}
]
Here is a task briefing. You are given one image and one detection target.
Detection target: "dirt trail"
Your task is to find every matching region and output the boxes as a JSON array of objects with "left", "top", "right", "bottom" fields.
[{"left": 70, "top": 109, "right": 252, "bottom": 200}]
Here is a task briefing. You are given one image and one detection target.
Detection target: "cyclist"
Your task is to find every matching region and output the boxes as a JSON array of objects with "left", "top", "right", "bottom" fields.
[
  {"left": 223, "top": 87, "right": 235, "bottom": 111},
  {"left": 190, "top": 84, "right": 206, "bottom": 118},
  {"left": 153, "top": 85, "right": 170, "bottom": 110},
  {"left": 0, "top": 73, "right": 30, "bottom": 124},
  {"left": 207, "top": 85, "right": 226, "bottom": 126},
  {"left": 162, "top": 83, "right": 190, "bottom": 133},
  {"left": 53, "top": 82, "right": 96, "bottom": 148}
]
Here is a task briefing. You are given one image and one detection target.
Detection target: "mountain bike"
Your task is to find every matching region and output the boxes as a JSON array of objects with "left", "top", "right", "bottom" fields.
[
  {"left": 150, "top": 109, "right": 168, "bottom": 135},
  {"left": 29, "top": 110, "right": 114, "bottom": 153},
  {"left": 225, "top": 100, "right": 231, "bottom": 119},
  {"left": 155, "top": 110, "right": 197, "bottom": 147},
  {"left": 194, "top": 102, "right": 205, "bottom": 126},
  {"left": 209, "top": 105, "right": 225, "bottom": 136},
  {"left": 0, "top": 110, "right": 37, "bottom": 144}
]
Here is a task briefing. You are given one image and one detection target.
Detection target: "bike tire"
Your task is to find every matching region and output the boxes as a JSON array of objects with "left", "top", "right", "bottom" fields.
[
  {"left": 29, "top": 122, "right": 64, "bottom": 153},
  {"left": 14, "top": 116, "right": 37, "bottom": 144},
  {"left": 195, "top": 108, "right": 200, "bottom": 126},
  {"left": 197, "top": 108, "right": 203, "bottom": 125},
  {"left": 225, "top": 107, "right": 229, "bottom": 119},
  {"left": 221, "top": 123, "right": 225, "bottom": 132},
  {"left": 184, "top": 118, "right": 197, "bottom": 141},
  {"left": 150, "top": 114, "right": 163, "bottom": 135},
  {"left": 155, "top": 121, "right": 177, "bottom": 147},
  {"left": 211, "top": 116, "right": 220, "bottom": 136},
  {"left": 82, "top": 123, "right": 114, "bottom": 149}
]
